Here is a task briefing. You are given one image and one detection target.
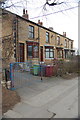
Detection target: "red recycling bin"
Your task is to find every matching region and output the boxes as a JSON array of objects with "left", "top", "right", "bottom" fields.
[{"left": 45, "top": 65, "right": 53, "bottom": 77}]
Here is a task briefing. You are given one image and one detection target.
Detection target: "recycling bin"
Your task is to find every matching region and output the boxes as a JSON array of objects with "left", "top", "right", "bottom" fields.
[
  {"left": 45, "top": 65, "right": 53, "bottom": 77},
  {"left": 5, "top": 69, "right": 10, "bottom": 82},
  {"left": 33, "top": 64, "right": 39, "bottom": 75},
  {"left": 39, "top": 65, "right": 46, "bottom": 76},
  {"left": 30, "top": 66, "right": 33, "bottom": 74}
]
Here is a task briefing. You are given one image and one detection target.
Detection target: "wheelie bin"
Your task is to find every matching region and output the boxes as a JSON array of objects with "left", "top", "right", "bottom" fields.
[
  {"left": 45, "top": 65, "right": 53, "bottom": 77},
  {"left": 39, "top": 65, "right": 46, "bottom": 76},
  {"left": 33, "top": 64, "right": 39, "bottom": 75}
]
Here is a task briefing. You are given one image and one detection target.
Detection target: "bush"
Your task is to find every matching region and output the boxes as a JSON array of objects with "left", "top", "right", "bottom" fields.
[
  {"left": 62, "top": 56, "right": 78, "bottom": 75},
  {"left": 52, "top": 56, "right": 78, "bottom": 76}
]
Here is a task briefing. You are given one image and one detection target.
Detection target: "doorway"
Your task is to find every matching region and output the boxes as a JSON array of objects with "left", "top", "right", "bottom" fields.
[
  {"left": 40, "top": 46, "right": 43, "bottom": 61},
  {"left": 19, "top": 43, "right": 25, "bottom": 62}
]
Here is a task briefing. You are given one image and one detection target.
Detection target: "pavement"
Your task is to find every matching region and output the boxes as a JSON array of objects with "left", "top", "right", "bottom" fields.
[{"left": 3, "top": 76, "right": 78, "bottom": 118}]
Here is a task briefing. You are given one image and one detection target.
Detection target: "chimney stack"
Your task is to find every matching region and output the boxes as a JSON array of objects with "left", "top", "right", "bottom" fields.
[
  {"left": 63, "top": 32, "right": 66, "bottom": 37},
  {"left": 22, "top": 9, "right": 29, "bottom": 20},
  {"left": 38, "top": 20, "right": 43, "bottom": 26},
  {"left": 49, "top": 27, "right": 53, "bottom": 31}
]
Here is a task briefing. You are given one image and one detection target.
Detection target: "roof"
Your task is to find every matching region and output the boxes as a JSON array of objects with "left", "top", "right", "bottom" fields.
[{"left": 2, "top": 9, "right": 74, "bottom": 41}]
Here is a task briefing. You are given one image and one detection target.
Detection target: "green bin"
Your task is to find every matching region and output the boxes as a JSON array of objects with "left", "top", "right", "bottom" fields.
[
  {"left": 30, "top": 66, "right": 33, "bottom": 74},
  {"left": 33, "top": 65, "right": 39, "bottom": 75}
]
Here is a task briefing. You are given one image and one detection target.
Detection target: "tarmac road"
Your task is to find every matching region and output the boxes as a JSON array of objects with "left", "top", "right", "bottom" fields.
[{"left": 3, "top": 76, "right": 78, "bottom": 118}]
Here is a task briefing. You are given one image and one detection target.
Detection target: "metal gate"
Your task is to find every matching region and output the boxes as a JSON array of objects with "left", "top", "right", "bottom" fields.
[{"left": 10, "top": 61, "right": 43, "bottom": 90}]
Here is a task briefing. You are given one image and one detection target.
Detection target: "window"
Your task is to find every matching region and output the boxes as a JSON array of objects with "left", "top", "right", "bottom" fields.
[
  {"left": 68, "top": 40, "right": 69, "bottom": 48},
  {"left": 27, "top": 42, "right": 39, "bottom": 58},
  {"left": 45, "top": 47, "right": 54, "bottom": 58},
  {"left": 28, "top": 45, "right": 33, "bottom": 57},
  {"left": 57, "top": 50, "right": 63, "bottom": 58},
  {"left": 33, "top": 46, "right": 38, "bottom": 58},
  {"left": 57, "top": 36, "right": 60, "bottom": 45},
  {"left": 64, "top": 39, "right": 67, "bottom": 48},
  {"left": 46, "top": 32, "right": 49, "bottom": 43},
  {"left": 13, "top": 32, "right": 16, "bottom": 43},
  {"left": 29, "top": 25, "right": 34, "bottom": 39},
  {"left": 71, "top": 41, "right": 73, "bottom": 49},
  {"left": 65, "top": 51, "right": 69, "bottom": 59}
]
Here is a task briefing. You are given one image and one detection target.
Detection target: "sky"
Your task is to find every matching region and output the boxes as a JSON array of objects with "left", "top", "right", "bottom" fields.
[{"left": 5, "top": 0, "right": 78, "bottom": 49}]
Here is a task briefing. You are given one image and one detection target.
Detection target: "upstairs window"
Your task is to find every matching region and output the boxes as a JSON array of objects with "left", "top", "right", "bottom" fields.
[
  {"left": 64, "top": 39, "right": 67, "bottom": 48},
  {"left": 71, "top": 41, "right": 73, "bottom": 49},
  {"left": 46, "top": 32, "right": 49, "bottom": 43},
  {"left": 68, "top": 40, "right": 69, "bottom": 48},
  {"left": 57, "top": 36, "right": 60, "bottom": 45},
  {"left": 29, "top": 25, "right": 34, "bottom": 39}
]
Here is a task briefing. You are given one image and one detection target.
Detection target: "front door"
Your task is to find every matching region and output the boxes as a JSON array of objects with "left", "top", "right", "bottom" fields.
[
  {"left": 20, "top": 43, "right": 25, "bottom": 62},
  {"left": 40, "top": 46, "right": 43, "bottom": 61}
]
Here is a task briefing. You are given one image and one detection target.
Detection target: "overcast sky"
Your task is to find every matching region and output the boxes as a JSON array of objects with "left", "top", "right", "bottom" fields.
[{"left": 6, "top": 0, "right": 78, "bottom": 49}]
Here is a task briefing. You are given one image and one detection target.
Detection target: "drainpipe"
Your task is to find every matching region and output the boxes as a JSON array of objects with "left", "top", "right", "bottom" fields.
[
  {"left": 38, "top": 26, "right": 40, "bottom": 62},
  {"left": 55, "top": 34, "right": 57, "bottom": 58},
  {"left": 16, "top": 16, "right": 19, "bottom": 62}
]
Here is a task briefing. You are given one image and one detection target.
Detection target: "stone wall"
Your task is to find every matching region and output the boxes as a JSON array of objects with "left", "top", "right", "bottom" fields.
[{"left": 2, "top": 9, "right": 75, "bottom": 65}]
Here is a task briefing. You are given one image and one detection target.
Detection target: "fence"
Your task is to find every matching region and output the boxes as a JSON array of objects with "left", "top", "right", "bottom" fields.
[
  {"left": 10, "top": 61, "right": 43, "bottom": 90},
  {"left": 3, "top": 56, "right": 79, "bottom": 90},
  {"left": 9, "top": 61, "right": 60, "bottom": 90}
]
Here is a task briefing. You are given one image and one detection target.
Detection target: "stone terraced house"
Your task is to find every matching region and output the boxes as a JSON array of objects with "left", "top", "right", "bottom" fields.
[{"left": 2, "top": 9, "right": 75, "bottom": 67}]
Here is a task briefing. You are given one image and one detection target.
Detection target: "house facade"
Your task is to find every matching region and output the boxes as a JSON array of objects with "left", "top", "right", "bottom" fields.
[{"left": 2, "top": 9, "right": 75, "bottom": 67}]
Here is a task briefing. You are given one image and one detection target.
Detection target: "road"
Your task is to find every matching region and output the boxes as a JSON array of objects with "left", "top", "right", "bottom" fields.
[{"left": 3, "top": 76, "right": 78, "bottom": 118}]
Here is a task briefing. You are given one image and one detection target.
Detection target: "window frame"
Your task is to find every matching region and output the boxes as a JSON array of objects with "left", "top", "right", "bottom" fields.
[
  {"left": 27, "top": 42, "right": 39, "bottom": 58},
  {"left": 57, "top": 36, "right": 60, "bottom": 45},
  {"left": 64, "top": 39, "right": 67, "bottom": 48},
  {"left": 57, "top": 49, "right": 63, "bottom": 58},
  {"left": 71, "top": 41, "right": 73, "bottom": 49},
  {"left": 27, "top": 45, "right": 33, "bottom": 57},
  {"left": 33, "top": 45, "right": 39, "bottom": 58},
  {"left": 28, "top": 25, "right": 34, "bottom": 39},
  {"left": 46, "top": 32, "right": 49, "bottom": 43},
  {"left": 45, "top": 47, "right": 54, "bottom": 58},
  {"left": 68, "top": 40, "right": 69, "bottom": 48}
]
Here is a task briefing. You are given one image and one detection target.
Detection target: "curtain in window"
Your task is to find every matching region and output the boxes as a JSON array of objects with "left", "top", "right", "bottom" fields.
[{"left": 45, "top": 47, "right": 54, "bottom": 58}]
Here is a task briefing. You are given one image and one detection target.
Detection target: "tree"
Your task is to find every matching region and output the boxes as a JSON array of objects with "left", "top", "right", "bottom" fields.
[
  {"left": 46, "top": 0, "right": 64, "bottom": 6},
  {"left": 0, "top": 0, "right": 6, "bottom": 8}
]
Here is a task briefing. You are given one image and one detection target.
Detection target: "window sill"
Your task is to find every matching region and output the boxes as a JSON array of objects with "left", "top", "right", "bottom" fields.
[
  {"left": 46, "top": 42, "right": 50, "bottom": 44},
  {"left": 45, "top": 58, "right": 54, "bottom": 60},
  {"left": 28, "top": 37, "right": 34, "bottom": 40}
]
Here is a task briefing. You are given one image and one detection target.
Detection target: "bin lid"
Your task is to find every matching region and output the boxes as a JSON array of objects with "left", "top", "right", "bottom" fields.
[{"left": 33, "top": 64, "right": 39, "bottom": 66}]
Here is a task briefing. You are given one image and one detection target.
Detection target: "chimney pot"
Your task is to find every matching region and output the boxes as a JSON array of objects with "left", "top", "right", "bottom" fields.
[
  {"left": 40, "top": 22, "right": 43, "bottom": 26},
  {"left": 22, "top": 9, "right": 29, "bottom": 20},
  {"left": 26, "top": 10, "right": 28, "bottom": 14},
  {"left": 38, "top": 20, "right": 40, "bottom": 24},
  {"left": 38, "top": 20, "right": 43, "bottom": 26},
  {"left": 23, "top": 9, "right": 25, "bottom": 14},
  {"left": 63, "top": 32, "right": 66, "bottom": 37},
  {"left": 49, "top": 27, "right": 53, "bottom": 31}
]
